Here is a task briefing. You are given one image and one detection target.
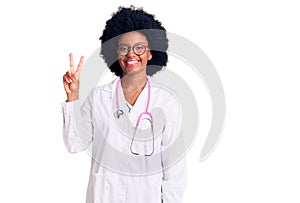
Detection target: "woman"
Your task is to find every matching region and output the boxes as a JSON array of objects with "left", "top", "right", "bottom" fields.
[{"left": 62, "top": 6, "right": 187, "bottom": 203}]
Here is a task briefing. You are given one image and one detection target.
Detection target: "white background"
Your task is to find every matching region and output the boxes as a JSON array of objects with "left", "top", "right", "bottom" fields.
[{"left": 1, "top": 0, "right": 299, "bottom": 202}]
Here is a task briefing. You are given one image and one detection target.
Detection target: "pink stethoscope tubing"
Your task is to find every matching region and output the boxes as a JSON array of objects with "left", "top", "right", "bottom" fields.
[{"left": 115, "top": 77, "right": 154, "bottom": 156}]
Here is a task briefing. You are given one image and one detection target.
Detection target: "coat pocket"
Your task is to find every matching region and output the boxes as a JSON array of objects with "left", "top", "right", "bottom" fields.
[
  {"left": 86, "top": 171, "right": 106, "bottom": 203},
  {"left": 87, "top": 171, "right": 127, "bottom": 203},
  {"left": 103, "top": 172, "right": 126, "bottom": 203}
]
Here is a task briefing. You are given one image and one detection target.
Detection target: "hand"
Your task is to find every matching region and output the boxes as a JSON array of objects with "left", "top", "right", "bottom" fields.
[{"left": 63, "top": 53, "right": 84, "bottom": 102}]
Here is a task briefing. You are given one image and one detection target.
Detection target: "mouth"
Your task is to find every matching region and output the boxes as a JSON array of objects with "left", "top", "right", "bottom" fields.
[{"left": 126, "top": 59, "right": 140, "bottom": 66}]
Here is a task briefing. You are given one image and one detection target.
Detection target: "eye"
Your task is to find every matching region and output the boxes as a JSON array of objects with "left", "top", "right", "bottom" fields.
[
  {"left": 118, "top": 46, "right": 129, "bottom": 52},
  {"left": 135, "top": 45, "right": 145, "bottom": 51}
]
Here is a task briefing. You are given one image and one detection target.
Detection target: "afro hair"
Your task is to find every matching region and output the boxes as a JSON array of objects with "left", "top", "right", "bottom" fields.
[{"left": 99, "top": 6, "right": 168, "bottom": 77}]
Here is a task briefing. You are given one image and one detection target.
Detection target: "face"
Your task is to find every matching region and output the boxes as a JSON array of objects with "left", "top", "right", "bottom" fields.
[{"left": 117, "top": 31, "right": 152, "bottom": 76}]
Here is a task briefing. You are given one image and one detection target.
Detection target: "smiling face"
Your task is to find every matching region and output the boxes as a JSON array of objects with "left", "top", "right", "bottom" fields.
[{"left": 117, "top": 31, "right": 152, "bottom": 76}]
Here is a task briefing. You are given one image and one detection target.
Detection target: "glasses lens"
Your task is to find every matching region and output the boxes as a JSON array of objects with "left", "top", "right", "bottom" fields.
[
  {"left": 117, "top": 46, "right": 129, "bottom": 56},
  {"left": 133, "top": 45, "right": 146, "bottom": 55}
]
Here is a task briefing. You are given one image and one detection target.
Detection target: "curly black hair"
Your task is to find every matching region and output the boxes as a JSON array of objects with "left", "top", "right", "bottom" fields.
[{"left": 99, "top": 6, "right": 168, "bottom": 77}]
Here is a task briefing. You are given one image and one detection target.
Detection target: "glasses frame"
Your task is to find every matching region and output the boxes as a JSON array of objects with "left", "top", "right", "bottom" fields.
[{"left": 117, "top": 44, "right": 149, "bottom": 56}]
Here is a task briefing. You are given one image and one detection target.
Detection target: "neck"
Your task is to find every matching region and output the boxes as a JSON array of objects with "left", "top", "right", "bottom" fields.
[{"left": 121, "top": 73, "right": 147, "bottom": 90}]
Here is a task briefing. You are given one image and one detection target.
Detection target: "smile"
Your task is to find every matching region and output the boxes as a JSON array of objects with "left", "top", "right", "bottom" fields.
[{"left": 126, "top": 60, "right": 139, "bottom": 65}]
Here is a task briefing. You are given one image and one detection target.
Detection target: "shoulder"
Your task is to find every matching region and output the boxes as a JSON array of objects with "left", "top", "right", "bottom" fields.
[
  {"left": 82, "top": 78, "right": 117, "bottom": 105},
  {"left": 90, "top": 78, "right": 117, "bottom": 95},
  {"left": 150, "top": 79, "right": 181, "bottom": 106},
  {"left": 149, "top": 79, "right": 182, "bottom": 119}
]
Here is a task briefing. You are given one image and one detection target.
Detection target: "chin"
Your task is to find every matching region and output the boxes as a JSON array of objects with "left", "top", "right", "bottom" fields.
[{"left": 123, "top": 65, "right": 146, "bottom": 74}]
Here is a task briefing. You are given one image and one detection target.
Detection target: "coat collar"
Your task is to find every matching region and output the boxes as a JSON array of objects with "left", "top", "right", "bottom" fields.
[{"left": 102, "top": 77, "right": 119, "bottom": 94}]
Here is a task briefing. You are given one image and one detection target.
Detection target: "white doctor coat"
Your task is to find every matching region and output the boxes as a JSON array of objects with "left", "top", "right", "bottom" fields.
[{"left": 61, "top": 77, "right": 187, "bottom": 203}]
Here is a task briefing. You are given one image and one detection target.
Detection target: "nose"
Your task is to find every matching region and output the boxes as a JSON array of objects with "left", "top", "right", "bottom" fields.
[{"left": 127, "top": 47, "right": 136, "bottom": 57}]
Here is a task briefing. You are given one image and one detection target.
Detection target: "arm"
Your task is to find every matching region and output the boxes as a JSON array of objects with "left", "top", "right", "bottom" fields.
[
  {"left": 61, "top": 94, "right": 93, "bottom": 153},
  {"left": 61, "top": 53, "right": 93, "bottom": 153},
  {"left": 161, "top": 96, "right": 187, "bottom": 203}
]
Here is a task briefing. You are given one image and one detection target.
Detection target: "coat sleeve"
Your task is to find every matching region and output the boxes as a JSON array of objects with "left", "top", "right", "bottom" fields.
[
  {"left": 61, "top": 91, "right": 94, "bottom": 153},
  {"left": 161, "top": 94, "right": 187, "bottom": 203}
]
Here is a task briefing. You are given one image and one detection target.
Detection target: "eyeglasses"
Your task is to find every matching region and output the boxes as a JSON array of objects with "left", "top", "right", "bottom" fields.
[{"left": 117, "top": 44, "right": 148, "bottom": 56}]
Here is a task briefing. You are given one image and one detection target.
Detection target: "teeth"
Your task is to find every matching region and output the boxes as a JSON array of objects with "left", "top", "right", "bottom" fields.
[{"left": 127, "top": 60, "right": 138, "bottom": 65}]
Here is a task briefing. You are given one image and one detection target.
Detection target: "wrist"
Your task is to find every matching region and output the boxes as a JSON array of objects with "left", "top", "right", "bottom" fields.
[{"left": 67, "top": 94, "right": 79, "bottom": 102}]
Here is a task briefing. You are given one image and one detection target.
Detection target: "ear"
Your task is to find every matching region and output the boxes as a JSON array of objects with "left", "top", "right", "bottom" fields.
[{"left": 148, "top": 51, "right": 152, "bottom": 60}]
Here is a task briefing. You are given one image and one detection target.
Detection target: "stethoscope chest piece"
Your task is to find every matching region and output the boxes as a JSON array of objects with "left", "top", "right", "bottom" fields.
[{"left": 114, "top": 109, "right": 125, "bottom": 119}]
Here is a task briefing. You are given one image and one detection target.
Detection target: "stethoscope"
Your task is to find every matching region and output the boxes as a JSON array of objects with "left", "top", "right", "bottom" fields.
[{"left": 115, "top": 77, "right": 154, "bottom": 156}]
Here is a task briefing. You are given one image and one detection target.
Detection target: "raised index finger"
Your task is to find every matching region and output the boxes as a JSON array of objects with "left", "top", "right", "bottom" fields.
[{"left": 69, "top": 53, "right": 74, "bottom": 73}]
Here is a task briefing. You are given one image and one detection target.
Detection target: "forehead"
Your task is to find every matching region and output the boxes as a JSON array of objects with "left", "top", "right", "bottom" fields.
[{"left": 118, "top": 31, "right": 148, "bottom": 45}]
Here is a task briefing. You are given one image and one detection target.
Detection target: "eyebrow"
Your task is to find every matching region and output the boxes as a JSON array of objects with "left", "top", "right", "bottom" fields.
[{"left": 117, "top": 42, "right": 147, "bottom": 46}]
